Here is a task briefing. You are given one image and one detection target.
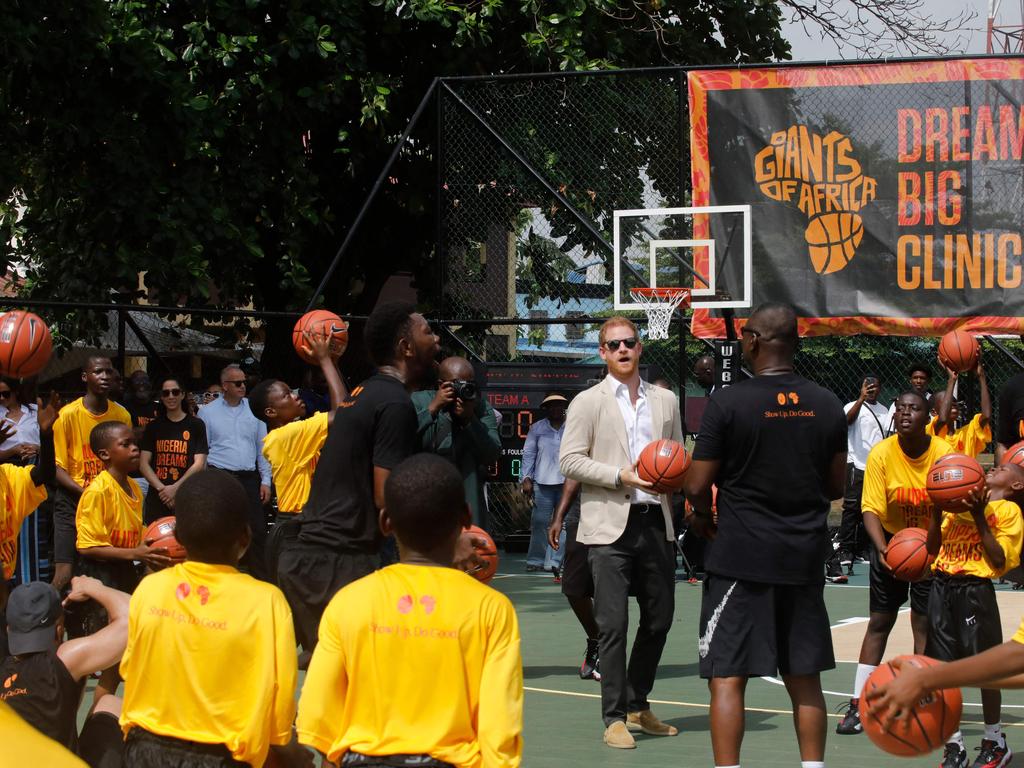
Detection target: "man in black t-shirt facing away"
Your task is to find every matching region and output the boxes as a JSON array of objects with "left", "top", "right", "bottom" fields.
[
  {"left": 684, "top": 303, "right": 847, "bottom": 768},
  {"left": 275, "top": 301, "right": 441, "bottom": 653}
]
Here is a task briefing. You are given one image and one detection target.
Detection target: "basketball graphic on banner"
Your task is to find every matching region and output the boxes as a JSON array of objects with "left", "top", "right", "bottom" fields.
[{"left": 805, "top": 212, "right": 865, "bottom": 275}]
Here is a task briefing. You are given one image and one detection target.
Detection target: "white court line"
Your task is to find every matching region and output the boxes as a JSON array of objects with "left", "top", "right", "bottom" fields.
[
  {"left": 755, "top": 605, "right": 1024, "bottom": 709},
  {"left": 524, "top": 685, "right": 1024, "bottom": 724}
]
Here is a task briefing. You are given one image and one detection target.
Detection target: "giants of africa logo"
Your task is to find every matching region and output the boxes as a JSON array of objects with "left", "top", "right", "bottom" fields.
[{"left": 754, "top": 126, "right": 877, "bottom": 275}]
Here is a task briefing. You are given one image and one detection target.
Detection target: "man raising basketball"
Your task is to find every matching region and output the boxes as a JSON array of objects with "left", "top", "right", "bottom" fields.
[{"left": 684, "top": 303, "right": 847, "bottom": 768}]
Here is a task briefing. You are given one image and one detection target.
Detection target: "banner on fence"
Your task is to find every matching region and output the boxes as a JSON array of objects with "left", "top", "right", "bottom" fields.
[{"left": 689, "top": 58, "right": 1024, "bottom": 337}]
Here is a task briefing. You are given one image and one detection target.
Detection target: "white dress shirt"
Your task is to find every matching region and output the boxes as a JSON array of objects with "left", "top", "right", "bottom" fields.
[
  {"left": 0, "top": 403, "right": 39, "bottom": 451},
  {"left": 606, "top": 375, "right": 660, "bottom": 504}
]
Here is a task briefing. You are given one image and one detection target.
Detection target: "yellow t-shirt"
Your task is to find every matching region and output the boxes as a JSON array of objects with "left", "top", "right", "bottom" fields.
[
  {"left": 297, "top": 563, "right": 523, "bottom": 768},
  {"left": 120, "top": 561, "right": 297, "bottom": 766},
  {"left": 933, "top": 499, "right": 1024, "bottom": 578},
  {"left": 53, "top": 398, "right": 131, "bottom": 488},
  {"left": 75, "top": 470, "right": 142, "bottom": 551},
  {"left": 861, "top": 434, "right": 955, "bottom": 533},
  {"left": 0, "top": 701, "right": 87, "bottom": 766},
  {"left": 262, "top": 411, "right": 329, "bottom": 514},
  {"left": 0, "top": 465, "right": 48, "bottom": 580},
  {"left": 926, "top": 414, "right": 992, "bottom": 458}
]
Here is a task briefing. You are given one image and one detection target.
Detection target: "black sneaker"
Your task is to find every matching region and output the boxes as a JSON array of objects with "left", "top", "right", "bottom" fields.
[
  {"left": 826, "top": 557, "right": 849, "bottom": 584},
  {"left": 838, "top": 550, "right": 853, "bottom": 566},
  {"left": 580, "top": 639, "right": 600, "bottom": 681},
  {"left": 835, "top": 698, "right": 862, "bottom": 734},
  {"left": 972, "top": 738, "right": 1012, "bottom": 768},
  {"left": 942, "top": 741, "right": 969, "bottom": 768}
]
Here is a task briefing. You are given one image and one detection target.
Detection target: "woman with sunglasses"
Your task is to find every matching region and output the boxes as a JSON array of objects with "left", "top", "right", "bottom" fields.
[
  {"left": 138, "top": 377, "right": 209, "bottom": 524},
  {"left": 0, "top": 377, "right": 39, "bottom": 466}
]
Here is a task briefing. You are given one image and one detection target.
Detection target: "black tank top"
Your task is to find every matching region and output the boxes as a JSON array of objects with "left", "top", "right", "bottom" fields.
[{"left": 0, "top": 650, "right": 84, "bottom": 750}]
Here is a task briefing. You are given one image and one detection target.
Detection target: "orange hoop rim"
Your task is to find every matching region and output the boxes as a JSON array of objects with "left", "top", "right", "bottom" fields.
[{"left": 629, "top": 287, "right": 691, "bottom": 304}]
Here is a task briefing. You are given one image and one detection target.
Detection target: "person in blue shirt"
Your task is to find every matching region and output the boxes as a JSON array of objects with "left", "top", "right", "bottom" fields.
[
  {"left": 198, "top": 363, "right": 272, "bottom": 581},
  {"left": 521, "top": 393, "right": 569, "bottom": 573}
]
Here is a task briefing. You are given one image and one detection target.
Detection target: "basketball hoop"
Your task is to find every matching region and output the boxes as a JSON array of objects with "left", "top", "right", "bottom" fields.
[{"left": 629, "top": 287, "right": 691, "bottom": 340}]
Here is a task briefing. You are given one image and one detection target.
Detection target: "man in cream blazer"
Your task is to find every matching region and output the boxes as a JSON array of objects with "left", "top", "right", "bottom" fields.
[{"left": 559, "top": 316, "right": 682, "bottom": 750}]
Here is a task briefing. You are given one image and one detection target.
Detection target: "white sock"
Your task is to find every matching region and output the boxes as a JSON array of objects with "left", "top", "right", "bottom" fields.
[
  {"left": 947, "top": 730, "right": 964, "bottom": 748},
  {"left": 801, "top": 762, "right": 825, "bottom": 768},
  {"left": 985, "top": 722, "right": 1004, "bottom": 746},
  {"left": 854, "top": 663, "right": 877, "bottom": 699}
]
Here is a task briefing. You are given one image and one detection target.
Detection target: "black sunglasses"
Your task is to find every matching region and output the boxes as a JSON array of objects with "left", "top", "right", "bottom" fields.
[
  {"left": 603, "top": 337, "right": 638, "bottom": 351},
  {"left": 223, "top": 380, "right": 247, "bottom": 387},
  {"left": 161, "top": 388, "right": 182, "bottom": 397},
  {"left": 0, "top": 391, "right": 9, "bottom": 399}
]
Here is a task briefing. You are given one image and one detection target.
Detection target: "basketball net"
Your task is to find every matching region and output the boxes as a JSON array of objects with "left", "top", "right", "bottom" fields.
[{"left": 629, "top": 287, "right": 691, "bottom": 340}]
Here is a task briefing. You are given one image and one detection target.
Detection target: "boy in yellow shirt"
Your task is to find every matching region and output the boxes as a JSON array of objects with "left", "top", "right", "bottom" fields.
[
  {"left": 928, "top": 356, "right": 992, "bottom": 458},
  {"left": 836, "top": 389, "right": 954, "bottom": 736},
  {"left": 52, "top": 356, "right": 132, "bottom": 590},
  {"left": 119, "top": 469, "right": 303, "bottom": 768},
  {"left": 297, "top": 453, "right": 523, "bottom": 768},
  {"left": 0, "top": 392, "right": 59, "bottom": 609},
  {"left": 72, "top": 421, "right": 170, "bottom": 698},
  {"left": 923, "top": 463, "right": 1024, "bottom": 768},
  {"left": 249, "top": 331, "right": 347, "bottom": 520}
]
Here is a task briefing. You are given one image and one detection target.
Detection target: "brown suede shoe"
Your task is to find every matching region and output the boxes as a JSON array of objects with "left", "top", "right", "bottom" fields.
[
  {"left": 603, "top": 720, "right": 637, "bottom": 749},
  {"left": 626, "top": 709, "right": 679, "bottom": 736}
]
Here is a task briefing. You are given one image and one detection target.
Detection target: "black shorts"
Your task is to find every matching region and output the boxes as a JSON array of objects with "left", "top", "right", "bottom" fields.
[
  {"left": 78, "top": 711, "right": 124, "bottom": 768},
  {"left": 869, "top": 540, "right": 931, "bottom": 614},
  {"left": 124, "top": 728, "right": 245, "bottom": 768},
  {"left": 66, "top": 558, "right": 142, "bottom": 638},
  {"left": 926, "top": 573, "right": 1003, "bottom": 662},
  {"left": 276, "top": 543, "right": 377, "bottom": 651},
  {"left": 560, "top": 520, "right": 594, "bottom": 599},
  {"left": 698, "top": 574, "right": 835, "bottom": 679}
]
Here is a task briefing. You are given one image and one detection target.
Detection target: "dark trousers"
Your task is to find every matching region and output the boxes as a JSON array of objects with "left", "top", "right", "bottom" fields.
[
  {"left": 838, "top": 464, "right": 866, "bottom": 556},
  {"left": 53, "top": 487, "right": 79, "bottom": 565},
  {"left": 588, "top": 505, "right": 675, "bottom": 725},
  {"left": 212, "top": 467, "right": 268, "bottom": 582},
  {"left": 277, "top": 543, "right": 378, "bottom": 651}
]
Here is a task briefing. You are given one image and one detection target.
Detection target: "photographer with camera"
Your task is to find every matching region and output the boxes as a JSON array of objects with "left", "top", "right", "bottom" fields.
[
  {"left": 411, "top": 356, "right": 501, "bottom": 527},
  {"left": 836, "top": 373, "right": 889, "bottom": 577}
]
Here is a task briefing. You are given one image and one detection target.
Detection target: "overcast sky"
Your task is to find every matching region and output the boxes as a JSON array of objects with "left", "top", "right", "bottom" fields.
[{"left": 780, "top": 0, "right": 996, "bottom": 60}]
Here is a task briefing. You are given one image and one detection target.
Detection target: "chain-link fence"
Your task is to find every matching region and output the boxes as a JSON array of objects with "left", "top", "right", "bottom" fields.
[{"left": 5, "top": 61, "right": 1024, "bottom": 543}]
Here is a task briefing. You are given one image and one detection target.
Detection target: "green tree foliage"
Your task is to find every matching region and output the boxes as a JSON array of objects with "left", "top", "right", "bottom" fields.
[{"left": 1, "top": 1, "right": 788, "bottom": 318}]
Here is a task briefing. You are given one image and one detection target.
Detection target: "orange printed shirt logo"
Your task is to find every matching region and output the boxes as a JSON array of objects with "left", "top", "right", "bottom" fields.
[
  {"left": 754, "top": 125, "right": 878, "bottom": 275},
  {"left": 396, "top": 594, "right": 437, "bottom": 615},
  {"left": 339, "top": 386, "right": 364, "bottom": 409}
]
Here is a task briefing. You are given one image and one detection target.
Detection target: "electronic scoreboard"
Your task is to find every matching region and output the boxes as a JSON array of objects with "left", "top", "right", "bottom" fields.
[{"left": 482, "top": 363, "right": 647, "bottom": 483}]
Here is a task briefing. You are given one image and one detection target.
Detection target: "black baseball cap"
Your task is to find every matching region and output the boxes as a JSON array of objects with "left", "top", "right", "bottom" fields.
[{"left": 6, "top": 582, "right": 62, "bottom": 654}]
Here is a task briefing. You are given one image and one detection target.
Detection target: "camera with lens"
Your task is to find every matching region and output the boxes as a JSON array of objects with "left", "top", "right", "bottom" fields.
[{"left": 448, "top": 379, "right": 477, "bottom": 401}]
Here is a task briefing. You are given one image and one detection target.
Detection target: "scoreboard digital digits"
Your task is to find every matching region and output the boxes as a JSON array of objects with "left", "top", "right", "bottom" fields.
[{"left": 482, "top": 363, "right": 647, "bottom": 483}]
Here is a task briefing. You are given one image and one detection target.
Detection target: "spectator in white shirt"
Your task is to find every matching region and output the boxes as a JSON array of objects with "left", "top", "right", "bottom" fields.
[
  {"left": 0, "top": 378, "right": 40, "bottom": 466},
  {"left": 521, "top": 393, "right": 570, "bottom": 573}
]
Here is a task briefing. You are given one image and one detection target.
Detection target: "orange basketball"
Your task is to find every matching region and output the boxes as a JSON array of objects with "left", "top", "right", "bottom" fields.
[
  {"left": 292, "top": 309, "right": 348, "bottom": 365},
  {"left": 1002, "top": 440, "right": 1024, "bottom": 468},
  {"left": 938, "top": 330, "right": 979, "bottom": 373},
  {"left": 0, "top": 311, "right": 52, "bottom": 379},
  {"left": 143, "top": 516, "right": 187, "bottom": 563},
  {"left": 859, "top": 655, "right": 962, "bottom": 756},
  {"left": 637, "top": 439, "right": 691, "bottom": 492},
  {"left": 884, "top": 527, "right": 934, "bottom": 582},
  {"left": 926, "top": 453, "right": 986, "bottom": 511},
  {"left": 464, "top": 525, "right": 498, "bottom": 583}
]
